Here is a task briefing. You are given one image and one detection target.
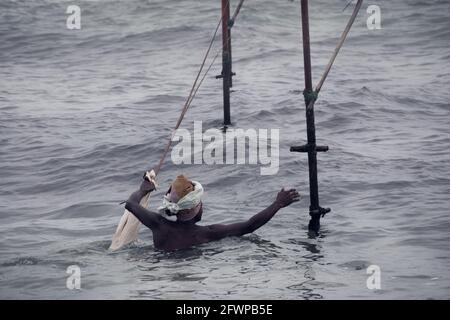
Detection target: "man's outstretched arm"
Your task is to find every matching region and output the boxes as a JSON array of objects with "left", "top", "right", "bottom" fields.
[
  {"left": 204, "top": 188, "right": 300, "bottom": 240},
  {"left": 125, "top": 176, "right": 162, "bottom": 230}
]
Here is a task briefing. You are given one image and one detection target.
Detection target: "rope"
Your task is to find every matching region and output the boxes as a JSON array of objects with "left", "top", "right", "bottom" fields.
[
  {"left": 230, "top": 0, "right": 246, "bottom": 27},
  {"left": 154, "top": 1, "right": 232, "bottom": 175},
  {"left": 186, "top": 0, "right": 246, "bottom": 128},
  {"left": 342, "top": 0, "right": 354, "bottom": 12},
  {"left": 154, "top": 0, "right": 247, "bottom": 176}
]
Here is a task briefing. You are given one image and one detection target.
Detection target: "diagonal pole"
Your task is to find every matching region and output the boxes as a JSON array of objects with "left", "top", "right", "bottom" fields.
[{"left": 315, "top": 0, "right": 363, "bottom": 94}]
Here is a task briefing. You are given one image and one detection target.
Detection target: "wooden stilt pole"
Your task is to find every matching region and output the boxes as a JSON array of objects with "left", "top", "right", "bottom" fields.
[
  {"left": 291, "top": 0, "right": 330, "bottom": 235},
  {"left": 217, "top": 0, "right": 245, "bottom": 127},
  {"left": 291, "top": 0, "right": 363, "bottom": 235},
  {"left": 221, "top": 0, "right": 232, "bottom": 126}
]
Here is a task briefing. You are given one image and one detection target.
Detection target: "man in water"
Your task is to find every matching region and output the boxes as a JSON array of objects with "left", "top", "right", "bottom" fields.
[{"left": 125, "top": 173, "right": 300, "bottom": 251}]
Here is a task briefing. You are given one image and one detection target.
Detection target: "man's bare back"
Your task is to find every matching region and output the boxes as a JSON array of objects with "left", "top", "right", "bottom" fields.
[{"left": 125, "top": 176, "right": 300, "bottom": 251}]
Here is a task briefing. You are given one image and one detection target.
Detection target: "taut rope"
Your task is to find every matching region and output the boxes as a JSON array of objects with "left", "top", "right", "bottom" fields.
[{"left": 154, "top": 0, "right": 246, "bottom": 175}]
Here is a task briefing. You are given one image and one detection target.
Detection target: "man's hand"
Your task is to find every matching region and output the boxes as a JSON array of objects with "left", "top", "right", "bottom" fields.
[
  {"left": 139, "top": 171, "right": 156, "bottom": 193},
  {"left": 139, "top": 179, "right": 155, "bottom": 193},
  {"left": 275, "top": 188, "right": 301, "bottom": 208}
]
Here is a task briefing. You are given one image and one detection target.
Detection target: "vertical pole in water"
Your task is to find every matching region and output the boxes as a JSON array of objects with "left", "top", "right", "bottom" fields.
[
  {"left": 291, "top": 0, "right": 330, "bottom": 235},
  {"left": 301, "top": 0, "right": 313, "bottom": 96},
  {"left": 221, "top": 0, "right": 232, "bottom": 126},
  {"left": 301, "top": 0, "right": 320, "bottom": 234}
]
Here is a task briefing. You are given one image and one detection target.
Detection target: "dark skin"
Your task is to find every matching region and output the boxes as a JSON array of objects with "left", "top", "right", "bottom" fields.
[{"left": 125, "top": 177, "right": 301, "bottom": 251}]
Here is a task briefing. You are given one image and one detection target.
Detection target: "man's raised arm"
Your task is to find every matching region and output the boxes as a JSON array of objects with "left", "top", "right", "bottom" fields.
[{"left": 204, "top": 188, "right": 300, "bottom": 240}]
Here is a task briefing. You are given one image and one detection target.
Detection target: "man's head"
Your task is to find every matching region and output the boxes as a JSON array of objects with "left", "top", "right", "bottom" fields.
[{"left": 158, "top": 175, "right": 204, "bottom": 223}]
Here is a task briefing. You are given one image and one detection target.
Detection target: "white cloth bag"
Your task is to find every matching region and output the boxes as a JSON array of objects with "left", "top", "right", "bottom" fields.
[{"left": 109, "top": 171, "right": 156, "bottom": 251}]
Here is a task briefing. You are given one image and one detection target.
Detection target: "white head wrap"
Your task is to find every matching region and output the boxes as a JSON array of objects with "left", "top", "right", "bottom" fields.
[{"left": 157, "top": 181, "right": 204, "bottom": 220}]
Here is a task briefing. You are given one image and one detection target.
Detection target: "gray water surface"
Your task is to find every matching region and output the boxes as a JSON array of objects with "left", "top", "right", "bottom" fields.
[{"left": 1, "top": 0, "right": 450, "bottom": 299}]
